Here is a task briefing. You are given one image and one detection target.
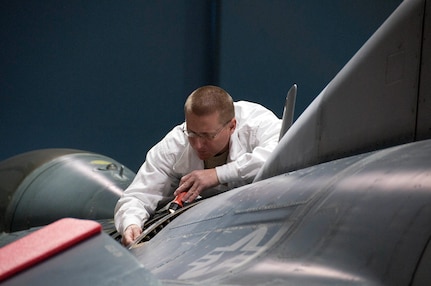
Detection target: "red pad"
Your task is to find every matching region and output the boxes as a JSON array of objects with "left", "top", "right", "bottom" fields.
[{"left": 0, "top": 218, "right": 102, "bottom": 281}]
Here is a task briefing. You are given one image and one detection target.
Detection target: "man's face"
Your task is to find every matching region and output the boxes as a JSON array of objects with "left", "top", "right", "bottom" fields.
[{"left": 185, "top": 111, "right": 235, "bottom": 160}]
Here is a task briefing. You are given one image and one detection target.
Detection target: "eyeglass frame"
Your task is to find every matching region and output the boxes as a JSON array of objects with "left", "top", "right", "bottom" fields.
[{"left": 182, "top": 118, "right": 233, "bottom": 141}]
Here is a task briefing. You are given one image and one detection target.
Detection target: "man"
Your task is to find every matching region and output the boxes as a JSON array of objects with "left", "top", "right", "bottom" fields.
[{"left": 115, "top": 85, "right": 281, "bottom": 245}]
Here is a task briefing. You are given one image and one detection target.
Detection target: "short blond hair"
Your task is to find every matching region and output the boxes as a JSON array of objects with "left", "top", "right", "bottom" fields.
[{"left": 184, "top": 85, "right": 234, "bottom": 124}]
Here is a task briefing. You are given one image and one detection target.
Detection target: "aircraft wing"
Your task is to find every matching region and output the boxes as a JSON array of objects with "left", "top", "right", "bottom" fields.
[
  {"left": 0, "top": 218, "right": 160, "bottom": 286},
  {"left": 131, "top": 139, "right": 431, "bottom": 285}
]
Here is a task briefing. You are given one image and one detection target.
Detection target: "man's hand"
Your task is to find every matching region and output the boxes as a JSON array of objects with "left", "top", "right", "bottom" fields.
[
  {"left": 121, "top": 224, "right": 142, "bottom": 246},
  {"left": 174, "top": 169, "right": 219, "bottom": 203}
]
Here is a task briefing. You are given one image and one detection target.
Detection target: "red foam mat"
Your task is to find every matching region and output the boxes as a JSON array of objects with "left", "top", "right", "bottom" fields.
[{"left": 0, "top": 218, "right": 102, "bottom": 281}]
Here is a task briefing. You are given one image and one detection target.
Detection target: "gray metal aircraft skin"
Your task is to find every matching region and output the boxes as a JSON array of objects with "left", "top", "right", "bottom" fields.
[
  {"left": 0, "top": 149, "right": 135, "bottom": 233},
  {"left": 256, "top": 0, "right": 431, "bottom": 181},
  {"left": 133, "top": 140, "right": 431, "bottom": 285},
  {"left": 1, "top": 0, "right": 431, "bottom": 285}
]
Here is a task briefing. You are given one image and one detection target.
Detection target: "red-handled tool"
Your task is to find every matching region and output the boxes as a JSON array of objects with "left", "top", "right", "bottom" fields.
[{"left": 168, "top": 192, "right": 187, "bottom": 213}]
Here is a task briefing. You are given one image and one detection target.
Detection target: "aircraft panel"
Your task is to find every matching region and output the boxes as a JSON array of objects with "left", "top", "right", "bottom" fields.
[
  {"left": 133, "top": 139, "right": 431, "bottom": 285},
  {"left": 255, "top": 0, "right": 430, "bottom": 181},
  {"left": 417, "top": 0, "right": 431, "bottom": 139},
  {"left": 2, "top": 230, "right": 160, "bottom": 286}
]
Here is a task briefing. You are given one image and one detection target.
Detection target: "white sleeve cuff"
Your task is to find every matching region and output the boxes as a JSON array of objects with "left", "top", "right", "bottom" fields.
[{"left": 215, "top": 162, "right": 239, "bottom": 184}]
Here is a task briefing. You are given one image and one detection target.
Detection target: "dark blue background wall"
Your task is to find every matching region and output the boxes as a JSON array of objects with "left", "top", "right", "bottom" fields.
[{"left": 0, "top": 0, "right": 402, "bottom": 172}]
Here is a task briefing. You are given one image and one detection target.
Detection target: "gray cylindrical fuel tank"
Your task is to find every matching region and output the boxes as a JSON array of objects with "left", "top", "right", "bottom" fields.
[{"left": 0, "top": 149, "right": 135, "bottom": 232}]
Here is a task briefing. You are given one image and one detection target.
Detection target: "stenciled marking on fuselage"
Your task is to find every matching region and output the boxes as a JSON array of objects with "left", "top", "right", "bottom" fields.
[{"left": 178, "top": 225, "right": 287, "bottom": 280}]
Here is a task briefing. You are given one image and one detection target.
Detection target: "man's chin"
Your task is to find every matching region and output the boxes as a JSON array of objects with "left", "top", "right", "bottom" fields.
[{"left": 197, "top": 153, "right": 212, "bottom": 160}]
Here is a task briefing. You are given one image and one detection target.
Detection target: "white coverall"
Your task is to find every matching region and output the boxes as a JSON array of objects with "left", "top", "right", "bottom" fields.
[{"left": 114, "top": 101, "right": 282, "bottom": 234}]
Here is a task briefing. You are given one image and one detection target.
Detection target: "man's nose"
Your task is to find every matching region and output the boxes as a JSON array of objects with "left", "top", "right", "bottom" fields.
[{"left": 193, "top": 137, "right": 206, "bottom": 149}]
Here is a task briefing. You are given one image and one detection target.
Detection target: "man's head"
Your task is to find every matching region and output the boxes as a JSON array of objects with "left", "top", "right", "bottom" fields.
[{"left": 184, "top": 86, "right": 236, "bottom": 160}]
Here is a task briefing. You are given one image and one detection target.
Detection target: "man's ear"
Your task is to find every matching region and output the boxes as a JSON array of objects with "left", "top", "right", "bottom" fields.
[{"left": 229, "top": 118, "right": 237, "bottom": 134}]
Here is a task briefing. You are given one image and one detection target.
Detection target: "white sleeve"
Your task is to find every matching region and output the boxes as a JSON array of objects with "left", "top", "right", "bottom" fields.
[
  {"left": 216, "top": 104, "right": 281, "bottom": 185},
  {"left": 114, "top": 138, "right": 180, "bottom": 234}
]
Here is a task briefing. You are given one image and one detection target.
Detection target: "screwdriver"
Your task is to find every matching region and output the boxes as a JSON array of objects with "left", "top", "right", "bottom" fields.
[{"left": 168, "top": 192, "right": 187, "bottom": 213}]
